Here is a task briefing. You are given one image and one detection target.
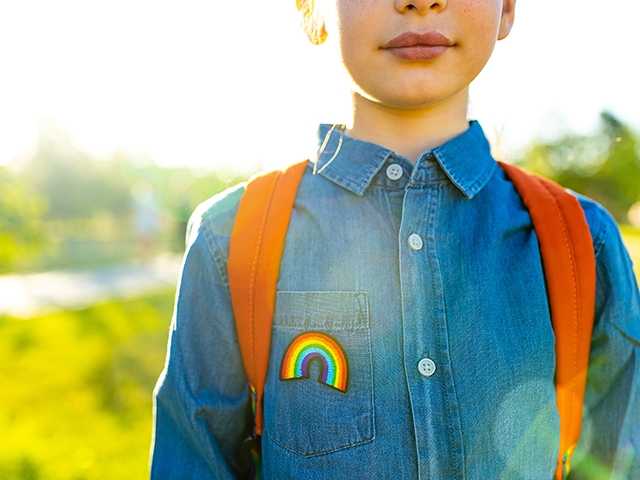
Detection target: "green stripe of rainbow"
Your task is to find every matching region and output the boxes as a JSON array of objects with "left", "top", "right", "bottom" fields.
[{"left": 279, "top": 331, "right": 348, "bottom": 392}]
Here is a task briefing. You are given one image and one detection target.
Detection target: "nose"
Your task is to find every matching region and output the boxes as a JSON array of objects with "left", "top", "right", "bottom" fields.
[{"left": 394, "top": 0, "right": 447, "bottom": 14}]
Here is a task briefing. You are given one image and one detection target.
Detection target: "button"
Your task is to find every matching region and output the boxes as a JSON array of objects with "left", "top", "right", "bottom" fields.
[
  {"left": 408, "top": 233, "right": 423, "bottom": 250},
  {"left": 385, "top": 163, "right": 403, "bottom": 180},
  {"left": 417, "top": 357, "right": 436, "bottom": 377}
]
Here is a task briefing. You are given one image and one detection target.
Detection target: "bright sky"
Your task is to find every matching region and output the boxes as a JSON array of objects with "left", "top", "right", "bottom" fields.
[{"left": 0, "top": 1, "right": 638, "bottom": 173}]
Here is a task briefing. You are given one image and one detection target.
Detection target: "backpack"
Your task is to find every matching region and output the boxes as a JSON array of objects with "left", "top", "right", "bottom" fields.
[{"left": 227, "top": 159, "right": 596, "bottom": 480}]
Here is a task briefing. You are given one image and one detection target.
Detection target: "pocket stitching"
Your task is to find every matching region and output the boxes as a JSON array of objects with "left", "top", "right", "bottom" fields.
[
  {"left": 273, "top": 290, "right": 369, "bottom": 330},
  {"left": 266, "top": 427, "right": 376, "bottom": 458},
  {"left": 267, "top": 290, "right": 375, "bottom": 457}
]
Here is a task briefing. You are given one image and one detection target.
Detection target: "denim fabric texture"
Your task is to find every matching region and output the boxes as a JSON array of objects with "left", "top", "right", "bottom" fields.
[{"left": 149, "top": 119, "right": 640, "bottom": 479}]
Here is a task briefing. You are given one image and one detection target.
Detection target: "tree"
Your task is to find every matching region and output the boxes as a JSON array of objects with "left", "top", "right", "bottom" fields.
[
  {"left": 0, "top": 167, "right": 47, "bottom": 272},
  {"left": 517, "top": 111, "right": 640, "bottom": 223}
]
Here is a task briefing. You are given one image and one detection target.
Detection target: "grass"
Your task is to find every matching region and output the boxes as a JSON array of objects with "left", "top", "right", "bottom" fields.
[{"left": 0, "top": 288, "right": 176, "bottom": 480}]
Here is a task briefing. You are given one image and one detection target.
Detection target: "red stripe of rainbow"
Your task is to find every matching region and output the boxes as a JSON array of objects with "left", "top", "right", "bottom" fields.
[{"left": 279, "top": 331, "right": 348, "bottom": 392}]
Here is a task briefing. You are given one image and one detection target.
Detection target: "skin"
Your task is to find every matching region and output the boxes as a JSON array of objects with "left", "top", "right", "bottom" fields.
[{"left": 302, "top": 0, "right": 516, "bottom": 164}]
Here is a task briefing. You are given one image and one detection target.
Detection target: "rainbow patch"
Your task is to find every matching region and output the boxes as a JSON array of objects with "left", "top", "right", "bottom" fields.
[{"left": 279, "top": 331, "right": 349, "bottom": 393}]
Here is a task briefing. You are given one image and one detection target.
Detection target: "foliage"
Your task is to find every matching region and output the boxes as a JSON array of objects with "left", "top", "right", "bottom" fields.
[
  {"left": 0, "top": 167, "right": 47, "bottom": 272},
  {"left": 0, "top": 289, "right": 175, "bottom": 480},
  {"left": 516, "top": 111, "right": 640, "bottom": 223},
  {"left": 16, "top": 126, "right": 247, "bottom": 225},
  {"left": 18, "top": 132, "right": 133, "bottom": 220},
  {"left": 8, "top": 126, "right": 248, "bottom": 272}
]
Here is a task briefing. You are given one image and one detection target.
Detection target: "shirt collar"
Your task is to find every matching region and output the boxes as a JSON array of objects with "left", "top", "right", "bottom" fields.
[{"left": 310, "top": 119, "right": 497, "bottom": 199}]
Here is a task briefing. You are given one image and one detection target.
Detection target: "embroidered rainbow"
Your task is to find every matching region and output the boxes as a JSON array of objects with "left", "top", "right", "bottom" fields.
[{"left": 279, "top": 331, "right": 349, "bottom": 393}]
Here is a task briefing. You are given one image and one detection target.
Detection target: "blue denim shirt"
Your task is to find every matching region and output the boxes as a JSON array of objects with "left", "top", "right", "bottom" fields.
[{"left": 149, "top": 119, "right": 640, "bottom": 479}]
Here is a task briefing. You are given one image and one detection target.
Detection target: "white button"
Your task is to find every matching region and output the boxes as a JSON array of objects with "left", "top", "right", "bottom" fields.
[
  {"left": 417, "top": 357, "right": 436, "bottom": 377},
  {"left": 385, "top": 163, "right": 403, "bottom": 180},
  {"left": 408, "top": 233, "right": 423, "bottom": 250}
]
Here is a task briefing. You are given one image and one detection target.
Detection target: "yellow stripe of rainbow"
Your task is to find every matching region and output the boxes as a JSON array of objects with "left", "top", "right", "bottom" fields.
[{"left": 279, "top": 331, "right": 349, "bottom": 393}]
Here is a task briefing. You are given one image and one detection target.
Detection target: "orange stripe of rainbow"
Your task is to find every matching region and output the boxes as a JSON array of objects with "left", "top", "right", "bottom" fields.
[{"left": 279, "top": 331, "right": 348, "bottom": 392}]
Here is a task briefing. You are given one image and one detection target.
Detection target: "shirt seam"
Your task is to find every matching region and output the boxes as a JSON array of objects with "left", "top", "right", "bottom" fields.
[
  {"left": 592, "top": 206, "right": 609, "bottom": 260},
  {"left": 596, "top": 237, "right": 640, "bottom": 345},
  {"left": 201, "top": 220, "right": 231, "bottom": 291}
]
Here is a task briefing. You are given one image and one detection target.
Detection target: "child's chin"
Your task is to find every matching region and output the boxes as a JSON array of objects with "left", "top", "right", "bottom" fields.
[{"left": 363, "top": 78, "right": 459, "bottom": 108}]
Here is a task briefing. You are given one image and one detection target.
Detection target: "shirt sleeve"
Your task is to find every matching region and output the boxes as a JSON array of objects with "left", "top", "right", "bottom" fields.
[
  {"left": 568, "top": 205, "right": 640, "bottom": 479},
  {"left": 149, "top": 208, "right": 254, "bottom": 479}
]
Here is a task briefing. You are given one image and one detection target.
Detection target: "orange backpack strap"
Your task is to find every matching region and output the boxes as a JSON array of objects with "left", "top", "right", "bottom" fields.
[
  {"left": 498, "top": 161, "right": 597, "bottom": 479},
  {"left": 227, "top": 160, "right": 308, "bottom": 437}
]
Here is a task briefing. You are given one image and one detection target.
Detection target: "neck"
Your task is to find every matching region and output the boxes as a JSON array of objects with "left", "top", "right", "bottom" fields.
[{"left": 343, "top": 87, "right": 470, "bottom": 165}]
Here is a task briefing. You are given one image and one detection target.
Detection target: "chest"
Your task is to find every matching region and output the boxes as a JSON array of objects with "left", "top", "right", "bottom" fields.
[{"left": 261, "top": 176, "right": 558, "bottom": 467}]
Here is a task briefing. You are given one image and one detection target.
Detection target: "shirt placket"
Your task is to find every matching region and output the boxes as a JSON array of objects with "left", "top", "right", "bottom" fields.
[{"left": 398, "top": 158, "right": 465, "bottom": 480}]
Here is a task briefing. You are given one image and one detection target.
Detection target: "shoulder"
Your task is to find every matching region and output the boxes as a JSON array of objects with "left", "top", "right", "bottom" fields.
[
  {"left": 569, "top": 189, "right": 617, "bottom": 260},
  {"left": 569, "top": 189, "right": 640, "bottom": 342},
  {"left": 184, "top": 180, "right": 248, "bottom": 286},
  {"left": 186, "top": 181, "right": 246, "bottom": 246},
  {"left": 496, "top": 163, "right": 616, "bottom": 258},
  {"left": 182, "top": 160, "right": 312, "bottom": 284}
]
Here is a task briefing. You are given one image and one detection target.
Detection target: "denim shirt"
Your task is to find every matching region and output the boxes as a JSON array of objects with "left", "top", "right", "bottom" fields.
[{"left": 149, "top": 119, "right": 640, "bottom": 479}]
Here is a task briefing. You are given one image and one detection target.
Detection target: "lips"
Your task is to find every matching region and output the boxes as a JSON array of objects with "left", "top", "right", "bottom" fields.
[{"left": 382, "top": 30, "right": 454, "bottom": 49}]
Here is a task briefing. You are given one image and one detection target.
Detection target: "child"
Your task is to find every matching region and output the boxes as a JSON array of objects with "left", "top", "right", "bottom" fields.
[{"left": 149, "top": 1, "right": 640, "bottom": 478}]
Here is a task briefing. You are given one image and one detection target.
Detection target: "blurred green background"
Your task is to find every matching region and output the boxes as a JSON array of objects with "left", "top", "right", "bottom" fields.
[{"left": 1, "top": 110, "right": 639, "bottom": 479}]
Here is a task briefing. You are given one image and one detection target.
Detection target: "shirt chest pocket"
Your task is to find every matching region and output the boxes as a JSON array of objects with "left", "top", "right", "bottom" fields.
[{"left": 263, "top": 290, "right": 375, "bottom": 457}]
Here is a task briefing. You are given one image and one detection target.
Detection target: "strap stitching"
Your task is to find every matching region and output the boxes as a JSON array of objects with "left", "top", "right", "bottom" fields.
[
  {"left": 248, "top": 172, "right": 282, "bottom": 385},
  {"left": 537, "top": 177, "right": 581, "bottom": 445}
]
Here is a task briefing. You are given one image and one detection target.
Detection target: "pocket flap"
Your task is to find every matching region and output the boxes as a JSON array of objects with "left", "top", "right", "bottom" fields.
[{"left": 274, "top": 290, "right": 369, "bottom": 330}]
